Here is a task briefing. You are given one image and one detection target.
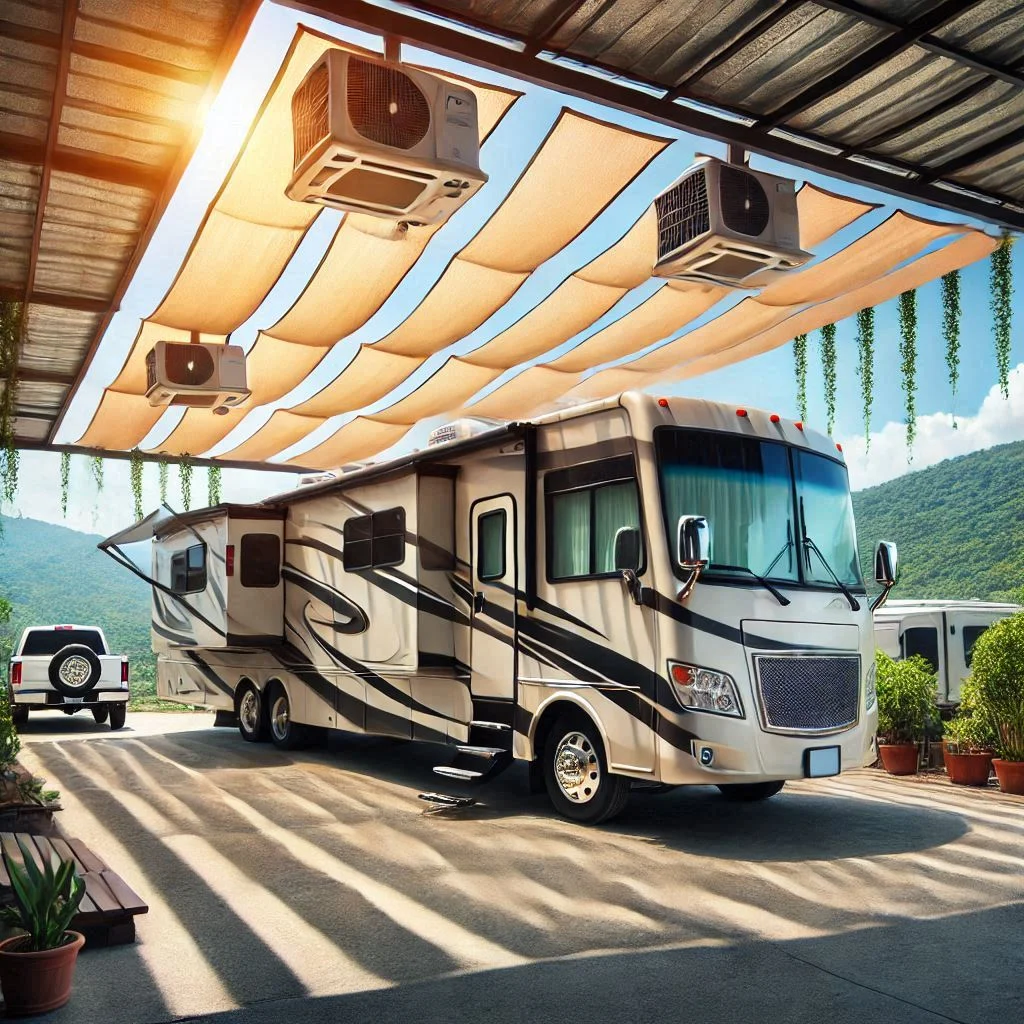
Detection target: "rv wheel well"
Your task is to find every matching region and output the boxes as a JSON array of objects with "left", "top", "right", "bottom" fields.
[
  {"left": 234, "top": 678, "right": 258, "bottom": 710},
  {"left": 532, "top": 700, "right": 599, "bottom": 760}
]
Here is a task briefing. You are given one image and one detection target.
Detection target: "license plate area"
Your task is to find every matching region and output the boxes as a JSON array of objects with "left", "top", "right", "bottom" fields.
[
  {"left": 64, "top": 697, "right": 84, "bottom": 704},
  {"left": 805, "top": 745, "right": 840, "bottom": 778}
]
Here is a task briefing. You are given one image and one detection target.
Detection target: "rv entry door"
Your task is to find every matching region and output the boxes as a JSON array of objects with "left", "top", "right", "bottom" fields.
[{"left": 470, "top": 495, "right": 517, "bottom": 701}]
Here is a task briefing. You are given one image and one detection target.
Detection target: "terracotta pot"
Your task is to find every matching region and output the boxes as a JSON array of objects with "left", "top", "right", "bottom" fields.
[
  {"left": 0, "top": 931, "right": 84, "bottom": 1016},
  {"left": 878, "top": 743, "right": 920, "bottom": 776},
  {"left": 992, "top": 759, "right": 1024, "bottom": 796},
  {"left": 943, "top": 748, "right": 994, "bottom": 787}
]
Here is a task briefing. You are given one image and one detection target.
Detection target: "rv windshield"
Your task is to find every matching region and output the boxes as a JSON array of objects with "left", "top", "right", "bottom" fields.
[{"left": 655, "top": 428, "right": 862, "bottom": 589}]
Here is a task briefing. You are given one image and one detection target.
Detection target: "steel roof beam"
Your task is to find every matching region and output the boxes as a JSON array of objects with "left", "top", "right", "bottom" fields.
[
  {"left": 12, "top": 368, "right": 76, "bottom": 386},
  {"left": 0, "top": 285, "right": 110, "bottom": 313}
]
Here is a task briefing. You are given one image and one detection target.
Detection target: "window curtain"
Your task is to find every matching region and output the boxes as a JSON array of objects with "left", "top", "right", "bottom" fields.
[
  {"left": 551, "top": 490, "right": 591, "bottom": 577},
  {"left": 594, "top": 482, "right": 640, "bottom": 573}
]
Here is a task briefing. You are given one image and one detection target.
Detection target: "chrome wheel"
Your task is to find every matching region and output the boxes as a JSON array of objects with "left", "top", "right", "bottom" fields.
[
  {"left": 239, "top": 689, "right": 260, "bottom": 736},
  {"left": 553, "top": 730, "right": 600, "bottom": 804},
  {"left": 270, "top": 694, "right": 290, "bottom": 742}
]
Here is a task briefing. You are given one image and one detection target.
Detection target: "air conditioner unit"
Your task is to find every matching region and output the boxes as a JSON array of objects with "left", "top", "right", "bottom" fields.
[
  {"left": 286, "top": 51, "right": 487, "bottom": 226},
  {"left": 653, "top": 157, "right": 811, "bottom": 287},
  {"left": 145, "top": 342, "right": 250, "bottom": 410}
]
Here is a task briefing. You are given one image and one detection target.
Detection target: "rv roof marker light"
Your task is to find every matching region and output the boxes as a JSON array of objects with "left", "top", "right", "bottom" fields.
[
  {"left": 770, "top": 413, "right": 780, "bottom": 424},
  {"left": 736, "top": 408, "right": 747, "bottom": 417},
  {"left": 836, "top": 443, "right": 843, "bottom": 452},
  {"left": 658, "top": 398, "right": 669, "bottom": 408},
  {"left": 795, "top": 421, "right": 804, "bottom": 431}
]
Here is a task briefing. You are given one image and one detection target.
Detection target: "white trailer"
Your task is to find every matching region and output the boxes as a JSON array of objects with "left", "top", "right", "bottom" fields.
[
  {"left": 873, "top": 599, "right": 1019, "bottom": 705},
  {"left": 103, "top": 392, "right": 896, "bottom": 824}
]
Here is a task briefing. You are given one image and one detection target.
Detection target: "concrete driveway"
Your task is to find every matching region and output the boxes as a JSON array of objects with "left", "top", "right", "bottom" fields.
[{"left": 15, "top": 713, "right": 1024, "bottom": 1024}]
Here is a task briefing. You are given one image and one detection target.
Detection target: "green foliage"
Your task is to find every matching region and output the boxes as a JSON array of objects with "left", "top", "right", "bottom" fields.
[
  {"left": 59, "top": 453, "right": 71, "bottom": 518},
  {"left": 90, "top": 455, "right": 104, "bottom": 494},
  {"left": 968, "top": 611, "right": 1024, "bottom": 761},
  {"left": 207, "top": 464, "right": 222, "bottom": 506},
  {"left": 853, "top": 439, "right": 1024, "bottom": 601},
  {"left": 820, "top": 323, "right": 837, "bottom": 436},
  {"left": 990, "top": 233, "right": 1013, "bottom": 400},
  {"left": 130, "top": 449, "right": 144, "bottom": 522},
  {"left": 179, "top": 456, "right": 193, "bottom": 511},
  {"left": 0, "top": 837, "right": 85, "bottom": 951},
  {"left": 941, "top": 270, "right": 961, "bottom": 427},
  {"left": 855, "top": 307, "right": 874, "bottom": 449},
  {"left": 0, "top": 300, "right": 22, "bottom": 507},
  {"left": 897, "top": 289, "right": 918, "bottom": 457},
  {"left": 0, "top": 684, "right": 21, "bottom": 774},
  {"left": 875, "top": 650, "right": 937, "bottom": 744},
  {"left": 158, "top": 459, "right": 169, "bottom": 505},
  {"left": 793, "top": 333, "right": 808, "bottom": 423},
  {"left": 943, "top": 677, "right": 995, "bottom": 753}
]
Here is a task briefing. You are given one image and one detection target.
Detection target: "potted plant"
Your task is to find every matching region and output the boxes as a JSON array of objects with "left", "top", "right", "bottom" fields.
[
  {"left": 0, "top": 837, "right": 85, "bottom": 1015},
  {"left": 969, "top": 612, "right": 1024, "bottom": 795},
  {"left": 875, "top": 650, "right": 937, "bottom": 775},
  {"left": 942, "top": 679, "right": 995, "bottom": 786}
]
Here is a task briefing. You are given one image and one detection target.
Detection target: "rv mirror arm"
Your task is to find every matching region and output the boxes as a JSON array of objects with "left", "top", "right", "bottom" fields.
[
  {"left": 620, "top": 568, "right": 643, "bottom": 606},
  {"left": 676, "top": 564, "right": 704, "bottom": 603},
  {"left": 870, "top": 580, "right": 895, "bottom": 613}
]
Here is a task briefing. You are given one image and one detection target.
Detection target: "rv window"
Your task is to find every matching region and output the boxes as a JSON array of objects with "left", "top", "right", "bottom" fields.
[
  {"left": 902, "top": 626, "right": 939, "bottom": 674},
  {"left": 477, "top": 510, "right": 506, "bottom": 581},
  {"left": 343, "top": 508, "right": 406, "bottom": 570},
  {"left": 240, "top": 533, "right": 281, "bottom": 588},
  {"left": 963, "top": 625, "right": 988, "bottom": 668},
  {"left": 170, "top": 543, "right": 207, "bottom": 595},
  {"left": 547, "top": 474, "right": 642, "bottom": 581}
]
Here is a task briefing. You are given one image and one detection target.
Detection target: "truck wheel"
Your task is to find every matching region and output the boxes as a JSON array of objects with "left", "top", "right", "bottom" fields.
[
  {"left": 267, "top": 686, "right": 310, "bottom": 751},
  {"left": 236, "top": 684, "right": 268, "bottom": 743},
  {"left": 543, "top": 710, "right": 631, "bottom": 825},
  {"left": 717, "top": 781, "right": 785, "bottom": 802},
  {"left": 48, "top": 645, "right": 101, "bottom": 697},
  {"left": 92, "top": 706, "right": 109, "bottom": 724},
  {"left": 108, "top": 704, "right": 127, "bottom": 730},
  {"left": 10, "top": 704, "right": 28, "bottom": 727}
]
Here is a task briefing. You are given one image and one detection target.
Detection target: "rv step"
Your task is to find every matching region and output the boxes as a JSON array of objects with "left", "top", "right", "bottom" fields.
[
  {"left": 456, "top": 745, "right": 506, "bottom": 758},
  {"left": 470, "top": 720, "right": 511, "bottom": 732},
  {"left": 418, "top": 792, "right": 476, "bottom": 808},
  {"left": 433, "top": 766, "right": 485, "bottom": 781}
]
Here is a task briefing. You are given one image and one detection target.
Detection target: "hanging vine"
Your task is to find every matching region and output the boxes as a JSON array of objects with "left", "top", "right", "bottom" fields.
[
  {"left": 898, "top": 289, "right": 918, "bottom": 457},
  {"left": 855, "top": 307, "right": 875, "bottom": 450},
  {"left": 130, "top": 449, "right": 144, "bottom": 521},
  {"left": 990, "top": 232, "right": 1013, "bottom": 400},
  {"left": 941, "top": 270, "right": 962, "bottom": 427},
  {"left": 207, "top": 465, "right": 222, "bottom": 506},
  {"left": 158, "top": 459, "right": 168, "bottom": 505},
  {"left": 0, "top": 300, "right": 23, "bottom": 507},
  {"left": 60, "top": 453, "right": 71, "bottom": 518},
  {"left": 820, "top": 323, "right": 838, "bottom": 436},
  {"left": 793, "top": 333, "right": 808, "bottom": 423},
  {"left": 90, "top": 455, "right": 104, "bottom": 494},
  {"left": 179, "top": 456, "right": 193, "bottom": 511}
]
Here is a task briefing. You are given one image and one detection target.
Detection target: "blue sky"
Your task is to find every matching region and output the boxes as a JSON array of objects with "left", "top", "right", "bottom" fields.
[{"left": 7, "top": 1, "right": 1023, "bottom": 534}]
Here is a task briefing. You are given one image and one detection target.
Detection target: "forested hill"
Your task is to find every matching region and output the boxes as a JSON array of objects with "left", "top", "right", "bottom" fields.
[
  {"left": 852, "top": 439, "right": 1024, "bottom": 602},
  {"left": 0, "top": 515, "right": 154, "bottom": 682}
]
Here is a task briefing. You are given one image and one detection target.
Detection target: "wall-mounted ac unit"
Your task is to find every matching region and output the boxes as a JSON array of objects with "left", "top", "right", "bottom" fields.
[
  {"left": 286, "top": 51, "right": 487, "bottom": 226},
  {"left": 653, "top": 158, "right": 811, "bottom": 287},
  {"left": 145, "top": 342, "right": 250, "bottom": 410}
]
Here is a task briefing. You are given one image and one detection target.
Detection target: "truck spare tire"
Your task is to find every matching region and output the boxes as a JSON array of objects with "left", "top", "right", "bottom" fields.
[{"left": 48, "top": 645, "right": 102, "bottom": 697}]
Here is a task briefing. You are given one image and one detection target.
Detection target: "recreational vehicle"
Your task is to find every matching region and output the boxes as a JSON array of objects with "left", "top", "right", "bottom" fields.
[
  {"left": 103, "top": 393, "right": 897, "bottom": 824},
  {"left": 874, "top": 600, "right": 1019, "bottom": 705}
]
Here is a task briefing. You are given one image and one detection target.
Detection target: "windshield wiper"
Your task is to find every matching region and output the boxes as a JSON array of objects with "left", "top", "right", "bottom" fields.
[
  {"left": 708, "top": 563, "right": 791, "bottom": 606},
  {"left": 799, "top": 496, "right": 860, "bottom": 611}
]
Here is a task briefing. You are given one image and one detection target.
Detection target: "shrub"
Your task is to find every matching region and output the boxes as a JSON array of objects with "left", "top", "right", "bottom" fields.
[
  {"left": 1, "top": 837, "right": 85, "bottom": 951},
  {"left": 876, "top": 650, "right": 937, "bottom": 744},
  {"left": 943, "top": 676, "right": 996, "bottom": 753},
  {"left": 968, "top": 611, "right": 1024, "bottom": 761},
  {"left": 0, "top": 684, "right": 20, "bottom": 775}
]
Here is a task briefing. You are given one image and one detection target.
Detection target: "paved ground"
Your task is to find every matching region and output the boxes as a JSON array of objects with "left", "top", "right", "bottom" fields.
[{"left": 13, "top": 713, "right": 1024, "bottom": 1024}]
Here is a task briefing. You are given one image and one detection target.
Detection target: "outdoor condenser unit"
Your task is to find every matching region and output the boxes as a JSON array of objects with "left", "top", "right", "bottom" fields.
[
  {"left": 653, "top": 157, "right": 811, "bottom": 287},
  {"left": 286, "top": 50, "right": 487, "bottom": 226},
  {"left": 145, "top": 341, "right": 250, "bottom": 410}
]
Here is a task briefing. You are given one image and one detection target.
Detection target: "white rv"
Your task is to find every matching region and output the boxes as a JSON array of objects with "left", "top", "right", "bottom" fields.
[
  {"left": 874, "top": 600, "right": 1019, "bottom": 705},
  {"left": 103, "top": 393, "right": 896, "bottom": 824}
]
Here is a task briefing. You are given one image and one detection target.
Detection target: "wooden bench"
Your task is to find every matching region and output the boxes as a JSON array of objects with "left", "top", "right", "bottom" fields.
[{"left": 0, "top": 832, "right": 148, "bottom": 947}]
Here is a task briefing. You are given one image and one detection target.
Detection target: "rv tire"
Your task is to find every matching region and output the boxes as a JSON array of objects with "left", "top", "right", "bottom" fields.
[
  {"left": 108, "top": 703, "right": 127, "bottom": 730},
  {"left": 716, "top": 780, "right": 785, "bottom": 801},
  {"left": 266, "top": 684, "right": 311, "bottom": 751},
  {"left": 237, "top": 683, "right": 269, "bottom": 743},
  {"left": 543, "top": 709, "right": 630, "bottom": 825}
]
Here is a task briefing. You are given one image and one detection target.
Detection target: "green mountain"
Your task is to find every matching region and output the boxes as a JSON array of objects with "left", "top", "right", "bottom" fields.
[
  {"left": 0, "top": 514, "right": 157, "bottom": 693},
  {"left": 853, "top": 439, "right": 1024, "bottom": 602}
]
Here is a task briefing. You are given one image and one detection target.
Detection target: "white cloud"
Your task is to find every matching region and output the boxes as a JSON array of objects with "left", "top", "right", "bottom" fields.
[{"left": 840, "top": 364, "right": 1024, "bottom": 491}]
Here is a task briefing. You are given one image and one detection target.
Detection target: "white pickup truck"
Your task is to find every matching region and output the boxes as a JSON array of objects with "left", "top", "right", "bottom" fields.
[{"left": 7, "top": 625, "right": 129, "bottom": 730}]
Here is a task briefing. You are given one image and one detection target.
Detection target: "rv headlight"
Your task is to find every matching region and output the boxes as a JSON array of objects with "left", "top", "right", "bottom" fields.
[
  {"left": 865, "top": 660, "right": 877, "bottom": 711},
  {"left": 668, "top": 662, "right": 743, "bottom": 718}
]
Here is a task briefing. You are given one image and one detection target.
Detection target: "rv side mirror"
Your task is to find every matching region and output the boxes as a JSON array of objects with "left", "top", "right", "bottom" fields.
[
  {"left": 874, "top": 541, "right": 898, "bottom": 586},
  {"left": 613, "top": 527, "right": 641, "bottom": 572},
  {"left": 676, "top": 515, "right": 710, "bottom": 569}
]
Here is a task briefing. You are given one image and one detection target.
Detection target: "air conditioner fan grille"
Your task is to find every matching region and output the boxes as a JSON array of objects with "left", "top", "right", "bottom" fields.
[
  {"left": 163, "top": 343, "right": 216, "bottom": 387},
  {"left": 655, "top": 169, "right": 710, "bottom": 260},
  {"left": 292, "top": 62, "right": 331, "bottom": 167},
  {"left": 348, "top": 58, "right": 431, "bottom": 150},
  {"left": 719, "top": 165, "right": 770, "bottom": 236}
]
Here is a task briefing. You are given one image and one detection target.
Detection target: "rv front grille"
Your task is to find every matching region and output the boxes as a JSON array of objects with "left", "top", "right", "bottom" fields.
[
  {"left": 753, "top": 655, "right": 860, "bottom": 734},
  {"left": 293, "top": 61, "right": 331, "bottom": 167},
  {"left": 718, "top": 165, "right": 770, "bottom": 236},
  {"left": 655, "top": 168, "right": 710, "bottom": 259},
  {"left": 348, "top": 58, "right": 430, "bottom": 150}
]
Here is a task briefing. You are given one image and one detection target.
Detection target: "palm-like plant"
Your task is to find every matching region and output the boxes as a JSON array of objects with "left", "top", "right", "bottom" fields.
[{"left": 1, "top": 838, "right": 85, "bottom": 951}]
